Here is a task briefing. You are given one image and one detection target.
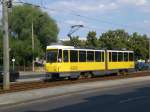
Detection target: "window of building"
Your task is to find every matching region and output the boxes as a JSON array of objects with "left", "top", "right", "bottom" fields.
[
  {"left": 112, "top": 52, "right": 117, "bottom": 62},
  {"left": 63, "top": 50, "right": 68, "bottom": 62},
  {"left": 124, "top": 52, "right": 129, "bottom": 61},
  {"left": 70, "top": 50, "right": 78, "bottom": 62},
  {"left": 79, "top": 51, "right": 86, "bottom": 62},
  {"left": 95, "top": 51, "right": 101, "bottom": 62},
  {"left": 129, "top": 53, "right": 134, "bottom": 61},
  {"left": 118, "top": 52, "right": 123, "bottom": 62},
  {"left": 87, "top": 51, "right": 94, "bottom": 62}
]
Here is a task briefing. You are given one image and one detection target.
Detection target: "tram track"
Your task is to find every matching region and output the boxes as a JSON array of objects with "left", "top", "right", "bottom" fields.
[{"left": 0, "top": 71, "right": 149, "bottom": 94}]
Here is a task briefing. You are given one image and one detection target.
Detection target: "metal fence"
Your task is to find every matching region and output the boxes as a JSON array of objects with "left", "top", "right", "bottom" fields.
[{"left": 0, "top": 66, "right": 45, "bottom": 72}]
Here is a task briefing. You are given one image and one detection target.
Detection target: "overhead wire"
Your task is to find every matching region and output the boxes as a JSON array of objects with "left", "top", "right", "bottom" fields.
[
  {"left": 13, "top": 0, "right": 101, "bottom": 31},
  {"left": 40, "top": 6, "right": 147, "bottom": 32},
  {"left": 11, "top": 0, "right": 149, "bottom": 33},
  {"left": 12, "top": 1, "right": 125, "bottom": 26}
]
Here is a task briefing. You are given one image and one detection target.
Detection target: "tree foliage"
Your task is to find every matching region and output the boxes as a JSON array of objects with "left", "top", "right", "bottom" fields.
[
  {"left": 63, "top": 36, "right": 86, "bottom": 48},
  {"left": 129, "top": 33, "right": 148, "bottom": 59},
  {"left": 98, "top": 30, "right": 149, "bottom": 59},
  {"left": 99, "top": 29, "right": 129, "bottom": 49},
  {"left": 63, "top": 29, "right": 149, "bottom": 60},
  {"left": 11, "top": 5, "right": 59, "bottom": 49},
  {"left": 0, "top": 5, "right": 59, "bottom": 66},
  {"left": 86, "top": 31, "right": 98, "bottom": 48}
]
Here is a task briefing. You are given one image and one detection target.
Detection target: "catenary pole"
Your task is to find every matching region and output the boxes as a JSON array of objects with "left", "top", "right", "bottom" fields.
[
  {"left": 32, "top": 20, "right": 35, "bottom": 72},
  {"left": 2, "top": 0, "right": 10, "bottom": 90}
]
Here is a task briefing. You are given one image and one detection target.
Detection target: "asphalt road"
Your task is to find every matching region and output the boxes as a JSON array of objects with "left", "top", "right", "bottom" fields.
[{"left": 1, "top": 81, "right": 150, "bottom": 112}]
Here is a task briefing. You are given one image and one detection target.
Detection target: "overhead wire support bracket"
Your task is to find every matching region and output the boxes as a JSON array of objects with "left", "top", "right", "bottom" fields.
[{"left": 67, "top": 25, "right": 84, "bottom": 38}]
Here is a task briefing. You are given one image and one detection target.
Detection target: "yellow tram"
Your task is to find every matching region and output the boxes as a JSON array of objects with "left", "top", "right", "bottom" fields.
[{"left": 45, "top": 45, "right": 135, "bottom": 79}]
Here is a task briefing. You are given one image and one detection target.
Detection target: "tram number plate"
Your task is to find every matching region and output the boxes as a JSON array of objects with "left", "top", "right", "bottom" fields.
[{"left": 70, "top": 66, "right": 78, "bottom": 71}]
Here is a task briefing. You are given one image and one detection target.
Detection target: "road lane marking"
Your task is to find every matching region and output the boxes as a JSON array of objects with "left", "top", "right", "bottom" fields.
[{"left": 119, "top": 96, "right": 148, "bottom": 104}]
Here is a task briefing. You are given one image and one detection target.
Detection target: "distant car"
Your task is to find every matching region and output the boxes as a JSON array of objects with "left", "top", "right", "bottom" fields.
[
  {"left": 0, "top": 71, "right": 20, "bottom": 82},
  {"left": 135, "top": 62, "right": 150, "bottom": 71}
]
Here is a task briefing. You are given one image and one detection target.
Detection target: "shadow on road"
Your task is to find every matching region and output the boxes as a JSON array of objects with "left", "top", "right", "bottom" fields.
[{"left": 23, "top": 86, "right": 150, "bottom": 112}]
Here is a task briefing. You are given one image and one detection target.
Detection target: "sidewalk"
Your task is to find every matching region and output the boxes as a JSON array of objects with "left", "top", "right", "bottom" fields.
[
  {"left": 0, "top": 76, "right": 150, "bottom": 106},
  {"left": 17, "top": 71, "right": 45, "bottom": 82},
  {"left": 19, "top": 71, "right": 45, "bottom": 76}
]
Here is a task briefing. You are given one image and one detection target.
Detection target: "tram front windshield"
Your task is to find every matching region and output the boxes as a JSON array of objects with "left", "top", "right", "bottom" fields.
[{"left": 46, "top": 50, "right": 58, "bottom": 63}]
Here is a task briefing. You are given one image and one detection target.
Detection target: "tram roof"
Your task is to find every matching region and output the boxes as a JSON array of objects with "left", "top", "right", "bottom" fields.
[
  {"left": 46, "top": 45, "right": 134, "bottom": 52},
  {"left": 107, "top": 50, "right": 134, "bottom": 53},
  {"left": 46, "top": 45, "right": 104, "bottom": 51},
  {"left": 47, "top": 45, "right": 74, "bottom": 49}
]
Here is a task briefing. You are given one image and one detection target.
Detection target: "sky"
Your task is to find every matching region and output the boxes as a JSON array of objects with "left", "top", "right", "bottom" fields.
[{"left": 1, "top": 0, "right": 150, "bottom": 40}]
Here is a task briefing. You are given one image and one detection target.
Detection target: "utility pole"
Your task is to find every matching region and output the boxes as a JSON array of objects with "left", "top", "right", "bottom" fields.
[
  {"left": 32, "top": 20, "right": 35, "bottom": 72},
  {"left": 2, "top": 0, "right": 10, "bottom": 90}
]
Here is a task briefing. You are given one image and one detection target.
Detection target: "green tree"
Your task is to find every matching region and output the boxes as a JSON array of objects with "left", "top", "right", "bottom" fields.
[
  {"left": 10, "top": 37, "right": 44, "bottom": 66},
  {"left": 69, "top": 36, "right": 81, "bottom": 47},
  {"left": 63, "top": 36, "right": 86, "bottom": 48},
  {"left": 99, "top": 29, "right": 129, "bottom": 50},
  {"left": 99, "top": 29, "right": 149, "bottom": 60},
  {"left": 129, "top": 32, "right": 149, "bottom": 60},
  {"left": 6, "top": 5, "right": 59, "bottom": 67},
  {"left": 86, "top": 31, "right": 98, "bottom": 48},
  {"left": 10, "top": 5, "right": 59, "bottom": 49}
]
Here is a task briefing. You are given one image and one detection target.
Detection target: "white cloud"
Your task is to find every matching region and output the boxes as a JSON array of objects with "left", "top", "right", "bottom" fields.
[
  {"left": 116, "top": 0, "right": 150, "bottom": 13},
  {"left": 77, "top": 2, "right": 118, "bottom": 12},
  {"left": 136, "top": 0, "right": 147, "bottom": 6},
  {"left": 144, "top": 20, "right": 150, "bottom": 25},
  {"left": 65, "top": 20, "right": 86, "bottom": 26},
  {"left": 46, "top": 0, "right": 118, "bottom": 14},
  {"left": 46, "top": 0, "right": 150, "bottom": 15},
  {"left": 117, "top": 0, "right": 148, "bottom": 6}
]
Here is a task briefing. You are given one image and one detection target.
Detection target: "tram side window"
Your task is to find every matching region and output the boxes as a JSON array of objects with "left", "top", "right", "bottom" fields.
[
  {"left": 102, "top": 52, "right": 104, "bottom": 62},
  {"left": 58, "top": 49, "right": 62, "bottom": 62},
  {"left": 63, "top": 50, "right": 68, "bottom": 62},
  {"left": 109, "top": 52, "right": 112, "bottom": 62},
  {"left": 70, "top": 50, "right": 78, "bottom": 62},
  {"left": 46, "top": 50, "right": 57, "bottom": 63},
  {"left": 95, "top": 51, "right": 101, "bottom": 62},
  {"left": 87, "top": 51, "right": 94, "bottom": 62},
  {"left": 112, "top": 52, "right": 117, "bottom": 62},
  {"left": 124, "top": 53, "right": 129, "bottom": 61},
  {"left": 118, "top": 52, "right": 123, "bottom": 62},
  {"left": 129, "top": 53, "right": 134, "bottom": 61},
  {"left": 79, "top": 51, "right": 86, "bottom": 62}
]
